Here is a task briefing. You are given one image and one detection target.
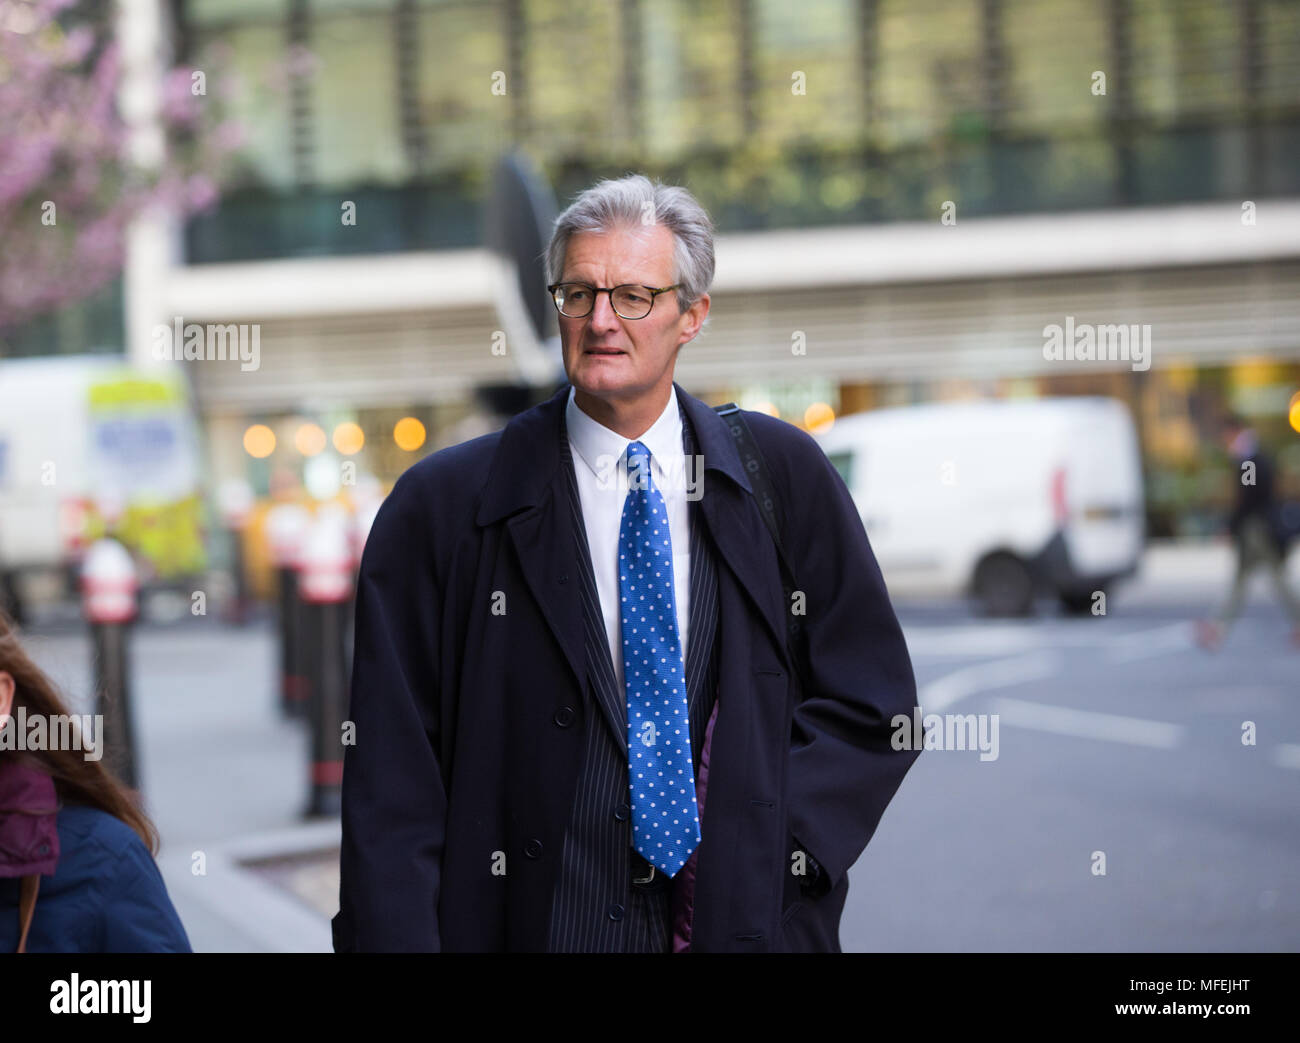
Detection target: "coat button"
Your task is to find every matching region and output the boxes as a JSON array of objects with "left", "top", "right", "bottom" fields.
[
  {"left": 606, "top": 903, "right": 624, "bottom": 921},
  {"left": 38, "top": 844, "right": 50, "bottom": 856},
  {"left": 553, "top": 706, "right": 575, "bottom": 728},
  {"left": 613, "top": 802, "right": 630, "bottom": 822},
  {"left": 558, "top": 574, "right": 568, "bottom": 585},
  {"left": 524, "top": 838, "right": 543, "bottom": 859}
]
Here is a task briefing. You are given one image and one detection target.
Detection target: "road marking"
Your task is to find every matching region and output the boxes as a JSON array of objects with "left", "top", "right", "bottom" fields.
[
  {"left": 989, "top": 697, "right": 1184, "bottom": 749},
  {"left": 904, "top": 626, "right": 1051, "bottom": 658},
  {"left": 919, "top": 652, "right": 1061, "bottom": 713},
  {"left": 1275, "top": 744, "right": 1300, "bottom": 771},
  {"left": 904, "top": 621, "right": 1194, "bottom": 660}
]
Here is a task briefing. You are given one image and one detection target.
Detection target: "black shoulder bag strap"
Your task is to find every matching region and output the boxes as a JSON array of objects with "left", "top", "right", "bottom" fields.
[{"left": 713, "top": 403, "right": 810, "bottom": 686}]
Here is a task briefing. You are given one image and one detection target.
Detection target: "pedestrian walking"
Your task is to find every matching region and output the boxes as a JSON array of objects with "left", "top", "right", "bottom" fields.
[
  {"left": 333, "top": 174, "right": 922, "bottom": 952},
  {"left": 1196, "top": 415, "right": 1300, "bottom": 651}
]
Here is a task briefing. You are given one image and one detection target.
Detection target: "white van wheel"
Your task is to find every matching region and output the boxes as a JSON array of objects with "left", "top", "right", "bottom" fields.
[{"left": 972, "top": 553, "right": 1035, "bottom": 617}]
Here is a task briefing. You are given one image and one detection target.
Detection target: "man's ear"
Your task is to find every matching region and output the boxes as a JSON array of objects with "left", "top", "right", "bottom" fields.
[
  {"left": 678, "top": 293, "right": 710, "bottom": 345},
  {"left": 0, "top": 670, "right": 13, "bottom": 725}
]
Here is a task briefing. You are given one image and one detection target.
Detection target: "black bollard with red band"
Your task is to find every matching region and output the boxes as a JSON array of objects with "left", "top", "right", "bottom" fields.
[
  {"left": 267, "top": 503, "right": 310, "bottom": 719},
  {"left": 80, "top": 539, "right": 140, "bottom": 790},
  {"left": 298, "top": 509, "right": 353, "bottom": 818}
]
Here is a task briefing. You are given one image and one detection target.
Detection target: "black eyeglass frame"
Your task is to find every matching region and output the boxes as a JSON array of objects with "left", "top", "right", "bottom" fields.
[{"left": 546, "top": 282, "right": 683, "bottom": 320}]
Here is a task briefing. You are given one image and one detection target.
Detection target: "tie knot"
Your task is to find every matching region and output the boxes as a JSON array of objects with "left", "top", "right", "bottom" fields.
[{"left": 626, "top": 440, "right": 651, "bottom": 475}]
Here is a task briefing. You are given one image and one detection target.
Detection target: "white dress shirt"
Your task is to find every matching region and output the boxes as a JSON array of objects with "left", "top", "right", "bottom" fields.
[{"left": 565, "top": 384, "right": 691, "bottom": 696}]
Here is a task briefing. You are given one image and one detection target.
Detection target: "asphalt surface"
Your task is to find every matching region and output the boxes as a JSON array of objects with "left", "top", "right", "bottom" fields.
[
  {"left": 14, "top": 547, "right": 1300, "bottom": 952},
  {"left": 848, "top": 592, "right": 1299, "bottom": 953}
]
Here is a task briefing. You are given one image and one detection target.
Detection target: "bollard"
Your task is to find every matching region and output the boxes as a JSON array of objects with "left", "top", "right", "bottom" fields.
[
  {"left": 298, "top": 509, "right": 353, "bottom": 818},
  {"left": 218, "top": 479, "right": 254, "bottom": 625},
  {"left": 80, "top": 539, "right": 139, "bottom": 790},
  {"left": 266, "top": 503, "right": 310, "bottom": 719}
]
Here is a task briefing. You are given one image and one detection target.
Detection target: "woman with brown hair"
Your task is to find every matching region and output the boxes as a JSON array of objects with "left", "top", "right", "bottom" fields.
[{"left": 0, "top": 612, "right": 191, "bottom": 952}]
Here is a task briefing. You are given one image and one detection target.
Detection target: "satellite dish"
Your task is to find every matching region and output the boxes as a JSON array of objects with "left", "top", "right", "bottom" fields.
[{"left": 485, "top": 153, "right": 561, "bottom": 384}]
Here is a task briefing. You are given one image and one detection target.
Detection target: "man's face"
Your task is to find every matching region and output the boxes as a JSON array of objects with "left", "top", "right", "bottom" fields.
[{"left": 557, "top": 223, "right": 708, "bottom": 407}]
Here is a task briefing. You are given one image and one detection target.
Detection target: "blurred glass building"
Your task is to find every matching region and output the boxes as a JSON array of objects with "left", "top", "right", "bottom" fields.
[{"left": 6, "top": 0, "right": 1300, "bottom": 542}]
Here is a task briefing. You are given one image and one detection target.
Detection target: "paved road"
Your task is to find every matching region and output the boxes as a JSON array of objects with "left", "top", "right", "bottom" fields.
[
  {"left": 15, "top": 543, "right": 1300, "bottom": 952},
  {"left": 846, "top": 593, "right": 1299, "bottom": 952}
]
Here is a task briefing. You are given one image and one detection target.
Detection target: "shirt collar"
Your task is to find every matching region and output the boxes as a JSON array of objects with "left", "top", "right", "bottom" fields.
[{"left": 566, "top": 383, "right": 684, "bottom": 483}]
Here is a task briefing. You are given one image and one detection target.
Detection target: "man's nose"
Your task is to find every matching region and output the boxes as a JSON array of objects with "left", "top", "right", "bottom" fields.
[{"left": 589, "top": 290, "right": 622, "bottom": 331}]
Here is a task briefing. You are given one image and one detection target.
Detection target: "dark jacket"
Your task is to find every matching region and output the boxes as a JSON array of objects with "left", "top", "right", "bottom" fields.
[
  {"left": 1229, "top": 448, "right": 1276, "bottom": 536},
  {"left": 1228, "top": 447, "right": 1292, "bottom": 555},
  {"left": 0, "top": 759, "right": 192, "bottom": 953},
  {"left": 333, "top": 381, "right": 922, "bottom": 952}
]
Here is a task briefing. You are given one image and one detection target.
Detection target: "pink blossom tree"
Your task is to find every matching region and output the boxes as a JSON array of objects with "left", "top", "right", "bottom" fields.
[{"left": 0, "top": 0, "right": 244, "bottom": 334}]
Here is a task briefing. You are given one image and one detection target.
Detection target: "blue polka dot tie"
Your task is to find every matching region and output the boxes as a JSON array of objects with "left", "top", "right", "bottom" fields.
[{"left": 619, "top": 440, "right": 701, "bottom": 878}]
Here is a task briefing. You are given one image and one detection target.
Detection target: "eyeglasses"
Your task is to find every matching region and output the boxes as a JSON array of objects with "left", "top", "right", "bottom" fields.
[{"left": 547, "top": 282, "right": 681, "bottom": 320}]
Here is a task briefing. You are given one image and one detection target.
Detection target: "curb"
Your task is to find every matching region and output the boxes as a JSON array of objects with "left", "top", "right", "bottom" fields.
[{"left": 158, "top": 820, "right": 340, "bottom": 954}]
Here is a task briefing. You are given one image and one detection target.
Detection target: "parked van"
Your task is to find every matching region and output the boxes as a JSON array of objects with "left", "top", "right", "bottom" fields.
[
  {"left": 813, "top": 396, "right": 1145, "bottom": 615},
  {"left": 0, "top": 355, "right": 206, "bottom": 621}
]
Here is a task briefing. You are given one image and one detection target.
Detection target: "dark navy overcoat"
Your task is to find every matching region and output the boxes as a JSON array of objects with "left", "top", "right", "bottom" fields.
[{"left": 333, "top": 380, "right": 921, "bottom": 952}]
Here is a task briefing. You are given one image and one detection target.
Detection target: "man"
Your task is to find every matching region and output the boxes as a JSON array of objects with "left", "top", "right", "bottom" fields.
[
  {"left": 1196, "top": 414, "right": 1300, "bottom": 651},
  {"left": 332, "top": 174, "right": 921, "bottom": 952}
]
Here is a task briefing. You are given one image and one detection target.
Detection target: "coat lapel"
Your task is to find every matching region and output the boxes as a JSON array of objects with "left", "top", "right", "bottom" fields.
[
  {"left": 477, "top": 386, "right": 588, "bottom": 704},
  {"left": 673, "top": 383, "right": 794, "bottom": 674}
]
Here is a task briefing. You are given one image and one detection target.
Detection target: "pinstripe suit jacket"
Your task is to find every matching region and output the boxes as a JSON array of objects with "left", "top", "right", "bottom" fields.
[{"left": 547, "top": 394, "right": 720, "bottom": 951}]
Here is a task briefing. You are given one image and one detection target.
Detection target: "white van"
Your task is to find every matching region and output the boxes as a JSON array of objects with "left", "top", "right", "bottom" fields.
[
  {"left": 0, "top": 355, "right": 205, "bottom": 621},
  {"left": 813, "top": 396, "right": 1145, "bottom": 615}
]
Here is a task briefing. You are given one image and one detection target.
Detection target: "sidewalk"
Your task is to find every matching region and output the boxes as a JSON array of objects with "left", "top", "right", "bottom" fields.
[
  {"left": 1114, "top": 538, "right": 1300, "bottom": 610},
  {"left": 884, "top": 538, "right": 1300, "bottom": 611},
  {"left": 22, "top": 620, "right": 338, "bottom": 952}
]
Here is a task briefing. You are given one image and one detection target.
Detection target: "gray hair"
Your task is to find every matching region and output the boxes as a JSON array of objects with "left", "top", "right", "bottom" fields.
[{"left": 544, "top": 173, "right": 715, "bottom": 322}]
